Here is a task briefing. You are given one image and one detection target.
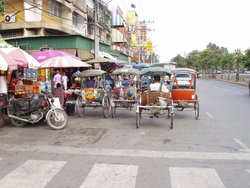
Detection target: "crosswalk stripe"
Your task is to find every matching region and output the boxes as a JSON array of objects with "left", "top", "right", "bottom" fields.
[
  {"left": 0, "top": 159, "right": 66, "bottom": 188},
  {"left": 80, "top": 163, "right": 138, "bottom": 188},
  {"left": 170, "top": 167, "right": 225, "bottom": 188}
]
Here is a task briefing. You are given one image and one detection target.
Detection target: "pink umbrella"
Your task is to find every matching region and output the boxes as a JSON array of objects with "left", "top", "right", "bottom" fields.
[
  {"left": 40, "top": 56, "right": 90, "bottom": 68},
  {"left": 0, "top": 48, "right": 40, "bottom": 70},
  {"left": 0, "top": 51, "right": 17, "bottom": 70},
  {"left": 32, "top": 50, "right": 80, "bottom": 63}
]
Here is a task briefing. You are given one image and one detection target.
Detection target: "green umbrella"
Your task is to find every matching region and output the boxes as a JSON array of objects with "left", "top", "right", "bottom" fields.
[{"left": 86, "top": 57, "right": 117, "bottom": 64}]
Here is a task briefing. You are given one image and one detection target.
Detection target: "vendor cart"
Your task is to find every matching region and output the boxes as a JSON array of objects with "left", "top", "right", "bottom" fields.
[{"left": 75, "top": 69, "right": 111, "bottom": 118}]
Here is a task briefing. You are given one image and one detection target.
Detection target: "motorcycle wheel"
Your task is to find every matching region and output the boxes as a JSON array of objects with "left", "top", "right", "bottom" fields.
[
  {"left": 47, "top": 108, "right": 68, "bottom": 130},
  {"left": 8, "top": 109, "right": 27, "bottom": 127}
]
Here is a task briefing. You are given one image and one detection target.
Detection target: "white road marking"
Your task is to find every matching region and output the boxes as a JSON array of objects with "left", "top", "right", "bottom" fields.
[
  {"left": 0, "top": 160, "right": 66, "bottom": 188},
  {"left": 80, "top": 163, "right": 138, "bottom": 188},
  {"left": 247, "top": 169, "right": 250, "bottom": 174},
  {"left": 206, "top": 112, "right": 214, "bottom": 119},
  {"left": 233, "top": 138, "right": 250, "bottom": 151},
  {"left": 170, "top": 167, "right": 225, "bottom": 188},
  {"left": 1, "top": 144, "right": 250, "bottom": 161}
]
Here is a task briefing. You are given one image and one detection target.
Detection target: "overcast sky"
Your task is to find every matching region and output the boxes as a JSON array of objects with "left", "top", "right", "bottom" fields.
[{"left": 108, "top": 0, "right": 250, "bottom": 62}]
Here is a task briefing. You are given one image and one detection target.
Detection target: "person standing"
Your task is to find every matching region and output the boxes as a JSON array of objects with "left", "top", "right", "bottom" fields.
[
  {"left": 53, "top": 70, "right": 62, "bottom": 88},
  {"left": 52, "top": 83, "right": 65, "bottom": 108},
  {"left": 62, "top": 72, "right": 68, "bottom": 90}
]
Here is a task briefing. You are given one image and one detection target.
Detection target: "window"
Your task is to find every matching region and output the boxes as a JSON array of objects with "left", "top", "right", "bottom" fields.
[
  {"left": 176, "top": 73, "right": 190, "bottom": 78},
  {"left": 48, "top": 0, "right": 61, "bottom": 18},
  {"left": 72, "top": 12, "right": 87, "bottom": 35}
]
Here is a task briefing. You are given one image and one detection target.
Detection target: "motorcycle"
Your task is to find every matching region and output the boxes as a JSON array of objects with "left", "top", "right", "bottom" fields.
[{"left": 7, "top": 92, "right": 68, "bottom": 130}]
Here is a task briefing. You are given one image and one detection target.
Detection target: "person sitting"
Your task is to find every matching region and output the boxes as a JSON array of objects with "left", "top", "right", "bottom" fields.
[
  {"left": 85, "top": 77, "right": 95, "bottom": 88},
  {"left": 52, "top": 83, "right": 65, "bottom": 108},
  {"left": 149, "top": 75, "right": 169, "bottom": 93}
]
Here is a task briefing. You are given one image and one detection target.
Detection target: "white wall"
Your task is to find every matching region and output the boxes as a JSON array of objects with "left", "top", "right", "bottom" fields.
[{"left": 24, "top": 0, "right": 42, "bottom": 22}]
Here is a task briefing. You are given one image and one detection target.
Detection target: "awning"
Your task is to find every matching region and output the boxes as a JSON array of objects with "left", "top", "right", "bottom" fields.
[
  {"left": 77, "top": 49, "right": 93, "bottom": 61},
  {"left": 90, "top": 50, "right": 117, "bottom": 60}
]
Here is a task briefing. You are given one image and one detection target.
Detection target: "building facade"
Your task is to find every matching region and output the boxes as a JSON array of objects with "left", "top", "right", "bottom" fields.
[{"left": 0, "top": 0, "right": 127, "bottom": 60}]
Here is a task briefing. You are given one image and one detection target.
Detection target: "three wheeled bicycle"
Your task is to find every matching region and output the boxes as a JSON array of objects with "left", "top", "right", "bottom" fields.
[
  {"left": 136, "top": 67, "right": 174, "bottom": 129},
  {"left": 171, "top": 68, "right": 199, "bottom": 119},
  {"left": 109, "top": 68, "right": 140, "bottom": 117},
  {"left": 75, "top": 69, "right": 111, "bottom": 118}
]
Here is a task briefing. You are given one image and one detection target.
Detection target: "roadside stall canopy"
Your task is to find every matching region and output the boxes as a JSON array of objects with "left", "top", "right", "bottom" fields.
[
  {"left": 86, "top": 57, "right": 119, "bottom": 64},
  {"left": 0, "top": 48, "right": 40, "bottom": 70},
  {"left": 0, "top": 51, "right": 17, "bottom": 71},
  {"left": 39, "top": 56, "right": 91, "bottom": 68},
  {"left": 112, "top": 68, "right": 140, "bottom": 76},
  {"left": 78, "top": 69, "right": 106, "bottom": 78},
  {"left": 32, "top": 50, "right": 80, "bottom": 63}
]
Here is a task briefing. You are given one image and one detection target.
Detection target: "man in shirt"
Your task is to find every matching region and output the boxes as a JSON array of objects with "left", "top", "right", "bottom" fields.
[
  {"left": 149, "top": 75, "right": 169, "bottom": 93},
  {"left": 53, "top": 70, "right": 62, "bottom": 88}
]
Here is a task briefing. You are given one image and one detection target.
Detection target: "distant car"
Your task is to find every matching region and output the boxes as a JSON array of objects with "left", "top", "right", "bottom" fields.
[{"left": 175, "top": 73, "right": 191, "bottom": 86}]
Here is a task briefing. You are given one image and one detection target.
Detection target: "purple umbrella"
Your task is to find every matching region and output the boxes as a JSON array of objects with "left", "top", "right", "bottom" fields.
[{"left": 32, "top": 50, "right": 79, "bottom": 63}]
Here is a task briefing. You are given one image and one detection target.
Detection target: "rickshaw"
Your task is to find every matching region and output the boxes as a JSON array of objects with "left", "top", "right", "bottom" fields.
[
  {"left": 136, "top": 67, "right": 174, "bottom": 129},
  {"left": 171, "top": 68, "right": 199, "bottom": 119},
  {"left": 75, "top": 69, "right": 111, "bottom": 118},
  {"left": 109, "top": 68, "right": 140, "bottom": 117}
]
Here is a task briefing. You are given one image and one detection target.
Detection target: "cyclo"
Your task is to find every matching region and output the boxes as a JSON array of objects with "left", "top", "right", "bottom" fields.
[
  {"left": 171, "top": 68, "right": 199, "bottom": 119},
  {"left": 75, "top": 69, "right": 111, "bottom": 118},
  {"left": 109, "top": 67, "right": 140, "bottom": 117},
  {"left": 136, "top": 67, "right": 174, "bottom": 129}
]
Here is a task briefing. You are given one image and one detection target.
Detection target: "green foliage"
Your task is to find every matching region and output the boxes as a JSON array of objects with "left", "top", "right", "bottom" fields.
[
  {"left": 0, "top": 1, "right": 5, "bottom": 15},
  {"left": 170, "top": 42, "right": 250, "bottom": 72},
  {"left": 171, "top": 54, "right": 186, "bottom": 67}
]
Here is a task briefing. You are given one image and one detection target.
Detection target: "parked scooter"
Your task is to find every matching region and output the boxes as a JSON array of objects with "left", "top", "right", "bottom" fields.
[{"left": 7, "top": 92, "right": 68, "bottom": 130}]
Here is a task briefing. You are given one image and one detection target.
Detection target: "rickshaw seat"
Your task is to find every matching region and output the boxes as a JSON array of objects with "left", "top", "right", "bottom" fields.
[{"left": 141, "top": 91, "right": 169, "bottom": 105}]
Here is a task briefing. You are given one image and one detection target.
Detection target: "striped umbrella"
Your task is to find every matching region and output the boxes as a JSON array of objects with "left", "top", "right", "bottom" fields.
[
  {"left": 39, "top": 56, "right": 91, "bottom": 68},
  {"left": 0, "top": 47, "right": 40, "bottom": 70},
  {"left": 0, "top": 50, "right": 18, "bottom": 71}
]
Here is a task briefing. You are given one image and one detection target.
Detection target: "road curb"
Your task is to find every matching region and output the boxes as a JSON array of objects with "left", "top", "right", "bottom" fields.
[{"left": 202, "top": 77, "right": 249, "bottom": 87}]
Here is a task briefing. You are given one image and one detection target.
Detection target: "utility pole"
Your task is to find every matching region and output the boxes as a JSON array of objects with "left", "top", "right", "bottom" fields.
[{"left": 94, "top": 0, "right": 99, "bottom": 59}]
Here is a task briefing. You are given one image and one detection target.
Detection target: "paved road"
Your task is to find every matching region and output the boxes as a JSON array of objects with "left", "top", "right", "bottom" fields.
[{"left": 0, "top": 78, "right": 249, "bottom": 188}]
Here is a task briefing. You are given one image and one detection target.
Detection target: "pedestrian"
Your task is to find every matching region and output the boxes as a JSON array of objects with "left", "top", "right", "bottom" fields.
[
  {"left": 53, "top": 70, "right": 62, "bottom": 88},
  {"left": 66, "top": 69, "right": 73, "bottom": 88},
  {"left": 62, "top": 72, "right": 68, "bottom": 90},
  {"left": 52, "top": 83, "right": 65, "bottom": 108}
]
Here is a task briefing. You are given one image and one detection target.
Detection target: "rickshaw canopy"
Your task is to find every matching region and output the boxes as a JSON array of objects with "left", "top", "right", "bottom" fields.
[
  {"left": 78, "top": 69, "right": 106, "bottom": 78},
  {"left": 140, "top": 67, "right": 172, "bottom": 75},
  {"left": 172, "top": 68, "right": 197, "bottom": 74},
  {"left": 112, "top": 68, "right": 140, "bottom": 76}
]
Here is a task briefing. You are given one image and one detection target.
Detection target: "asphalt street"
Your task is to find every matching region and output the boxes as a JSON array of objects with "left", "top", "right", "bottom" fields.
[{"left": 0, "top": 78, "right": 249, "bottom": 188}]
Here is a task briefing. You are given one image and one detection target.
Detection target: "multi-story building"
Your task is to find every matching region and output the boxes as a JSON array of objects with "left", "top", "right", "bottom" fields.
[
  {"left": 110, "top": 6, "right": 132, "bottom": 61},
  {"left": 0, "top": 0, "right": 128, "bottom": 61}
]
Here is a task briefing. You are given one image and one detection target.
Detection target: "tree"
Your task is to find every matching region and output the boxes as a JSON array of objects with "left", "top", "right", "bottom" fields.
[
  {"left": 207, "top": 42, "right": 220, "bottom": 51},
  {"left": 233, "top": 49, "right": 244, "bottom": 81},
  {"left": 171, "top": 54, "right": 186, "bottom": 67},
  {"left": 185, "top": 50, "right": 200, "bottom": 70},
  {"left": 244, "top": 49, "right": 250, "bottom": 69},
  {"left": 0, "top": 1, "right": 4, "bottom": 15}
]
